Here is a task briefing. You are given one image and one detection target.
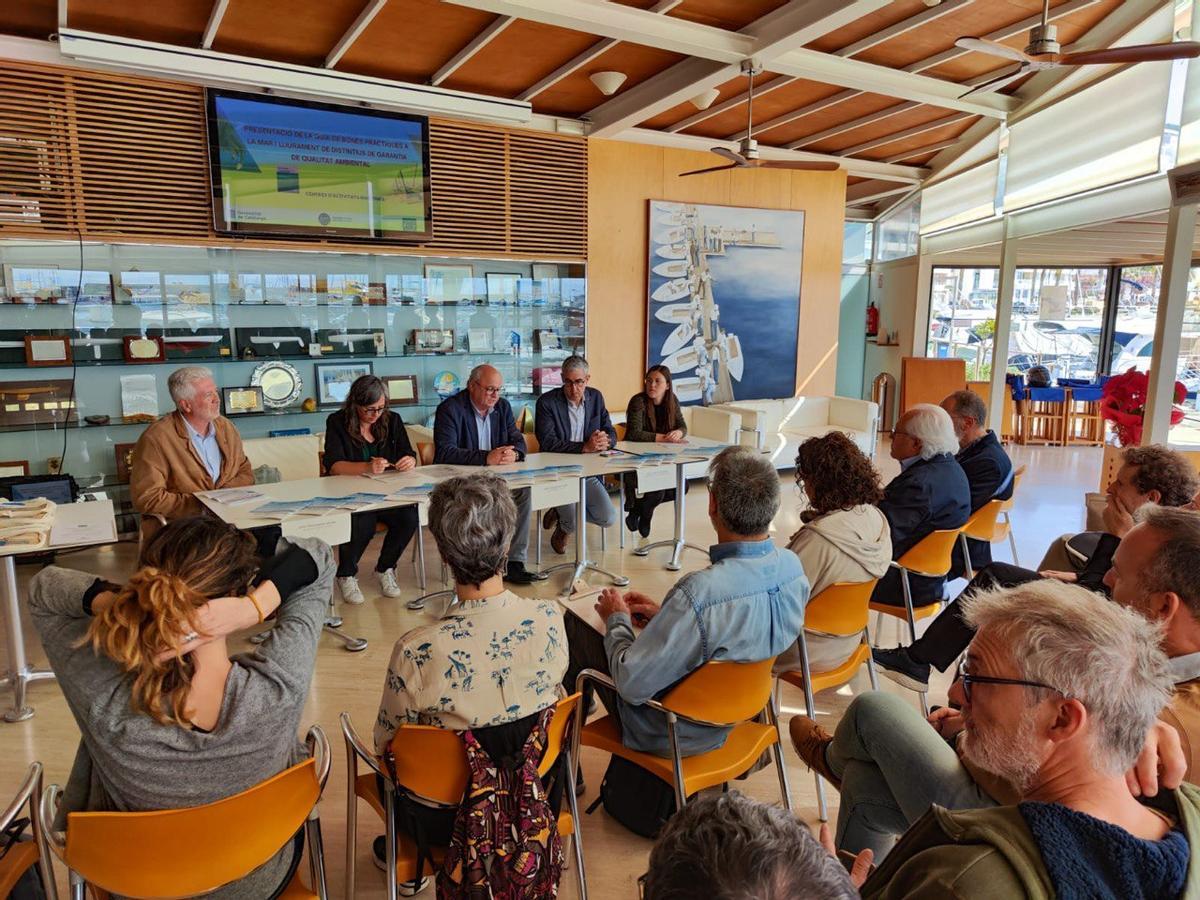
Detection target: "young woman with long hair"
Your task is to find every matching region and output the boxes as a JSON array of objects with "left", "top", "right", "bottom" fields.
[
  {"left": 30, "top": 516, "right": 334, "bottom": 899},
  {"left": 622, "top": 365, "right": 688, "bottom": 538},
  {"left": 324, "top": 373, "right": 419, "bottom": 605}
]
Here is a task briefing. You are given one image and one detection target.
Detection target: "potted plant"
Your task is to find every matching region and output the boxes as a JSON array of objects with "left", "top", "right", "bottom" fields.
[{"left": 1097, "top": 367, "right": 1186, "bottom": 487}]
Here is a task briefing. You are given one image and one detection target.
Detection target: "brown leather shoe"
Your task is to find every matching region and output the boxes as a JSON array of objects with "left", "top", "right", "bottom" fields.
[
  {"left": 551, "top": 525, "right": 569, "bottom": 555},
  {"left": 542, "top": 508, "right": 558, "bottom": 530},
  {"left": 788, "top": 716, "right": 840, "bottom": 789}
]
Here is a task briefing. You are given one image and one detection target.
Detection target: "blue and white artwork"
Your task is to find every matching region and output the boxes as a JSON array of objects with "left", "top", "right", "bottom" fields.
[{"left": 645, "top": 200, "right": 804, "bottom": 405}]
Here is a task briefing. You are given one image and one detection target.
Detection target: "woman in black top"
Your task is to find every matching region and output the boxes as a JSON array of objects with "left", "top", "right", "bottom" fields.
[
  {"left": 622, "top": 365, "right": 688, "bottom": 538},
  {"left": 323, "top": 375, "right": 419, "bottom": 605}
]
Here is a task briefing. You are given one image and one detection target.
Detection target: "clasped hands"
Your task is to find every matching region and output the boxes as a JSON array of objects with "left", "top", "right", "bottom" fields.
[
  {"left": 486, "top": 445, "right": 520, "bottom": 466},
  {"left": 370, "top": 456, "right": 417, "bottom": 475},
  {"left": 595, "top": 588, "right": 659, "bottom": 626},
  {"left": 582, "top": 430, "right": 610, "bottom": 453}
]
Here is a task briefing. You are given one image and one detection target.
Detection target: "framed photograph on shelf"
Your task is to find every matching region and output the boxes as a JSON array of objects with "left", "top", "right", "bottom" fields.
[
  {"left": 114, "top": 443, "right": 137, "bottom": 483},
  {"left": 122, "top": 335, "right": 166, "bottom": 363},
  {"left": 412, "top": 329, "right": 455, "bottom": 354},
  {"left": 485, "top": 272, "right": 519, "bottom": 305},
  {"left": 24, "top": 335, "right": 72, "bottom": 367},
  {"left": 468, "top": 328, "right": 494, "bottom": 353},
  {"left": 0, "top": 460, "right": 30, "bottom": 477},
  {"left": 424, "top": 264, "right": 473, "bottom": 304},
  {"left": 532, "top": 263, "right": 560, "bottom": 302},
  {"left": 384, "top": 374, "right": 419, "bottom": 407},
  {"left": 315, "top": 361, "right": 373, "bottom": 406},
  {"left": 222, "top": 386, "right": 265, "bottom": 416}
]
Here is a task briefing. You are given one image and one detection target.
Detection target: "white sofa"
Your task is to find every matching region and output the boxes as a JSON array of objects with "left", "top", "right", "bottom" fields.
[
  {"left": 608, "top": 404, "right": 742, "bottom": 444},
  {"left": 711, "top": 396, "right": 879, "bottom": 468}
]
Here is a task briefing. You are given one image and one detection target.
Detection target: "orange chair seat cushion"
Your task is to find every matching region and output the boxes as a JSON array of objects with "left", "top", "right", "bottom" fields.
[
  {"left": 0, "top": 842, "right": 39, "bottom": 898},
  {"left": 869, "top": 601, "right": 941, "bottom": 622},
  {"left": 580, "top": 715, "right": 778, "bottom": 796},
  {"left": 779, "top": 641, "right": 871, "bottom": 695},
  {"left": 278, "top": 869, "right": 317, "bottom": 900}
]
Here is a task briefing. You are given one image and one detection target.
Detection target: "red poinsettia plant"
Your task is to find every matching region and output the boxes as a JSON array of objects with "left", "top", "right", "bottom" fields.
[{"left": 1099, "top": 367, "right": 1186, "bottom": 447}]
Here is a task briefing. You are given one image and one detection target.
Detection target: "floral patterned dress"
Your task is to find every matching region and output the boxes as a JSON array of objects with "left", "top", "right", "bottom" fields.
[{"left": 373, "top": 591, "right": 568, "bottom": 752}]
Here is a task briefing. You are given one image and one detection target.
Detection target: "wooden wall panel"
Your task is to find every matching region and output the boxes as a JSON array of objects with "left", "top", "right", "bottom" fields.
[
  {"left": 587, "top": 138, "right": 847, "bottom": 408},
  {"left": 0, "top": 58, "right": 587, "bottom": 260}
]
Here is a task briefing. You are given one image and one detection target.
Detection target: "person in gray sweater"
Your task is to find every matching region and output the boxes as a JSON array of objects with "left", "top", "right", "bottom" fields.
[{"left": 29, "top": 516, "right": 335, "bottom": 900}]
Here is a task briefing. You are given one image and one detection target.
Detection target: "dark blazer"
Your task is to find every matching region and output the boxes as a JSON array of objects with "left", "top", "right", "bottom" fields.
[
  {"left": 953, "top": 430, "right": 1015, "bottom": 573},
  {"left": 433, "top": 391, "right": 526, "bottom": 466},
  {"left": 322, "top": 410, "right": 415, "bottom": 472},
  {"left": 535, "top": 386, "right": 617, "bottom": 454},
  {"left": 871, "top": 453, "right": 972, "bottom": 607}
]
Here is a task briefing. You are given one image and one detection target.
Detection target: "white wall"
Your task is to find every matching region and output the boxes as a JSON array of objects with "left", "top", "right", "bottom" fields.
[{"left": 862, "top": 256, "right": 919, "bottom": 427}]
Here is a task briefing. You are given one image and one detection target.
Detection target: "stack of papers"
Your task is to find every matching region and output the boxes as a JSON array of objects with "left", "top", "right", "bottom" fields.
[
  {"left": 250, "top": 500, "right": 313, "bottom": 519},
  {"left": 253, "top": 492, "right": 391, "bottom": 519},
  {"left": 0, "top": 498, "right": 55, "bottom": 548},
  {"left": 198, "top": 487, "right": 264, "bottom": 506},
  {"left": 385, "top": 483, "right": 439, "bottom": 497}
]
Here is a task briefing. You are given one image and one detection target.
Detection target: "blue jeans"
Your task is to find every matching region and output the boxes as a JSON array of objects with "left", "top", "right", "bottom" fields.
[
  {"left": 555, "top": 476, "right": 616, "bottom": 534},
  {"left": 824, "top": 692, "right": 997, "bottom": 859}
]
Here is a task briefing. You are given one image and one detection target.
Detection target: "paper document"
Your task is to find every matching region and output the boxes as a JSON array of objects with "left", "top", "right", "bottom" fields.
[
  {"left": 250, "top": 500, "right": 314, "bottom": 519},
  {"left": 557, "top": 584, "right": 644, "bottom": 637},
  {"left": 49, "top": 500, "right": 116, "bottom": 548},
  {"left": 197, "top": 487, "right": 263, "bottom": 506}
]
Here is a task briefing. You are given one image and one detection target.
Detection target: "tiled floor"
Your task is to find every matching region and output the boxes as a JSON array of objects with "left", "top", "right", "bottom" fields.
[{"left": 0, "top": 440, "right": 1102, "bottom": 898}]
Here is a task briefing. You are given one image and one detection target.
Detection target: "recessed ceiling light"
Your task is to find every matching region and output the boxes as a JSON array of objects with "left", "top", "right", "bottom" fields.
[
  {"left": 689, "top": 87, "right": 722, "bottom": 110},
  {"left": 589, "top": 71, "right": 627, "bottom": 96}
]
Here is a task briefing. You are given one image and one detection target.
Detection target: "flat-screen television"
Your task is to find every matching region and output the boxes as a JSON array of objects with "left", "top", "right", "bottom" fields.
[{"left": 205, "top": 90, "right": 432, "bottom": 241}]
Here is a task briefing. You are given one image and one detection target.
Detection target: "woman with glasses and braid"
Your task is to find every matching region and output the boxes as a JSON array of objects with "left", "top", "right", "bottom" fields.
[{"left": 324, "top": 374, "right": 418, "bottom": 605}]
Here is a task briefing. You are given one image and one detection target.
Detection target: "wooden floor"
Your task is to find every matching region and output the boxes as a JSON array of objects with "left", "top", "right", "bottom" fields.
[{"left": 0, "top": 441, "right": 1102, "bottom": 899}]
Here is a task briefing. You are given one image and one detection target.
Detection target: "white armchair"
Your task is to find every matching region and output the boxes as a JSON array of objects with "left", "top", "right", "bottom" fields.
[{"left": 711, "top": 396, "right": 878, "bottom": 468}]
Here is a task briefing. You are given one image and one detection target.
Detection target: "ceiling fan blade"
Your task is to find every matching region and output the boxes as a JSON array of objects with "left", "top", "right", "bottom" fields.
[
  {"left": 954, "top": 37, "right": 1032, "bottom": 63},
  {"left": 959, "top": 67, "right": 1031, "bottom": 98},
  {"left": 758, "top": 160, "right": 842, "bottom": 171},
  {"left": 710, "top": 146, "right": 745, "bottom": 164},
  {"left": 679, "top": 163, "right": 741, "bottom": 177},
  {"left": 1058, "top": 41, "right": 1200, "bottom": 66}
]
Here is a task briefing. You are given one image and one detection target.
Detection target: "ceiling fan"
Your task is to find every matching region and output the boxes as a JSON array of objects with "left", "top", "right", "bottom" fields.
[
  {"left": 955, "top": 0, "right": 1200, "bottom": 97},
  {"left": 680, "top": 60, "right": 840, "bottom": 177}
]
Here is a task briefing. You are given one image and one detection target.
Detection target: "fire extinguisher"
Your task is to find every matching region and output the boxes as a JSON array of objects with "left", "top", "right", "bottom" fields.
[{"left": 866, "top": 302, "right": 879, "bottom": 337}]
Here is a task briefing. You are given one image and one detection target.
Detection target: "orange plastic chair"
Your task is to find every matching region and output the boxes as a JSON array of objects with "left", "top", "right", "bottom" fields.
[
  {"left": 416, "top": 442, "right": 435, "bottom": 467},
  {"left": 341, "top": 694, "right": 586, "bottom": 900},
  {"left": 40, "top": 727, "right": 330, "bottom": 899},
  {"left": 525, "top": 432, "right": 541, "bottom": 454},
  {"left": 869, "top": 528, "right": 960, "bottom": 714},
  {"left": 0, "top": 762, "right": 55, "bottom": 900},
  {"left": 776, "top": 580, "right": 879, "bottom": 822},
  {"left": 576, "top": 658, "right": 790, "bottom": 812},
  {"left": 958, "top": 499, "right": 1006, "bottom": 580}
]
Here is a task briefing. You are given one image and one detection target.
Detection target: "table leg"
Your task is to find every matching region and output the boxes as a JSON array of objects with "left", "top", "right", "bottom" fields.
[
  {"left": 415, "top": 523, "right": 428, "bottom": 592},
  {"left": 0, "top": 555, "right": 56, "bottom": 722},
  {"left": 630, "top": 462, "right": 709, "bottom": 572},
  {"left": 541, "top": 476, "right": 629, "bottom": 590}
]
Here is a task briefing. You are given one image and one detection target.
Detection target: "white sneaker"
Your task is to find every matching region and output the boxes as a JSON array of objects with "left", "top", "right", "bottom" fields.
[
  {"left": 378, "top": 568, "right": 402, "bottom": 598},
  {"left": 337, "top": 576, "right": 365, "bottom": 605}
]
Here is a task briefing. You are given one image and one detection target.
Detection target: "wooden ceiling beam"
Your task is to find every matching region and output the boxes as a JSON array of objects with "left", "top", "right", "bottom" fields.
[
  {"left": 324, "top": 0, "right": 388, "bottom": 70},
  {"left": 836, "top": 0, "right": 977, "bottom": 59},
  {"left": 665, "top": 74, "right": 797, "bottom": 133},
  {"left": 201, "top": 0, "right": 229, "bottom": 50},
  {"left": 432, "top": 15, "right": 514, "bottom": 86},
  {"left": 838, "top": 111, "right": 972, "bottom": 155},
  {"left": 885, "top": 138, "right": 960, "bottom": 163},
  {"left": 785, "top": 100, "right": 919, "bottom": 149},
  {"left": 729, "top": 88, "right": 858, "bottom": 141},
  {"left": 846, "top": 180, "right": 915, "bottom": 205},
  {"left": 516, "top": 0, "right": 683, "bottom": 102}
]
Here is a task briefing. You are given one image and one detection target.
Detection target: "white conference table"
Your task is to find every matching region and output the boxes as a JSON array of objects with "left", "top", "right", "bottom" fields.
[
  {"left": 1, "top": 499, "right": 117, "bottom": 722},
  {"left": 616, "top": 435, "right": 728, "bottom": 571}
]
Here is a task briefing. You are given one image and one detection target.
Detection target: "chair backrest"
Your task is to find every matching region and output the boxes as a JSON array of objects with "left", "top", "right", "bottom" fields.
[
  {"left": 962, "top": 499, "right": 1006, "bottom": 541},
  {"left": 660, "top": 658, "right": 775, "bottom": 725},
  {"left": 896, "top": 528, "right": 961, "bottom": 578},
  {"left": 243, "top": 434, "right": 321, "bottom": 481},
  {"left": 614, "top": 422, "right": 627, "bottom": 441},
  {"left": 525, "top": 433, "right": 541, "bottom": 454},
  {"left": 63, "top": 758, "right": 320, "bottom": 898},
  {"left": 805, "top": 580, "right": 877, "bottom": 637},
  {"left": 386, "top": 694, "right": 581, "bottom": 805},
  {"left": 417, "top": 441, "right": 435, "bottom": 466}
]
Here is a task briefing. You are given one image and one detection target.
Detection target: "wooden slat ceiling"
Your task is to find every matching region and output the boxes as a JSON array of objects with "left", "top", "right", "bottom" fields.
[{"left": 0, "top": 0, "right": 1151, "bottom": 205}]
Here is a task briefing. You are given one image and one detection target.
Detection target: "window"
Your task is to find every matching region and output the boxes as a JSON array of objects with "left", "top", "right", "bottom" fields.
[
  {"left": 874, "top": 197, "right": 920, "bottom": 262},
  {"left": 927, "top": 266, "right": 999, "bottom": 380}
]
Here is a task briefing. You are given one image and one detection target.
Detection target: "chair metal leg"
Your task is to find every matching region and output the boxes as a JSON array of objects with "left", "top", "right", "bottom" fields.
[
  {"left": 666, "top": 716, "right": 688, "bottom": 810},
  {"left": 618, "top": 480, "right": 626, "bottom": 550},
  {"left": 767, "top": 694, "right": 792, "bottom": 812},
  {"left": 959, "top": 533, "right": 974, "bottom": 581},
  {"left": 345, "top": 740, "right": 358, "bottom": 900},
  {"left": 70, "top": 874, "right": 85, "bottom": 900},
  {"left": 1007, "top": 519, "right": 1020, "bottom": 566},
  {"left": 415, "top": 523, "right": 427, "bottom": 592},
  {"left": 814, "top": 771, "right": 829, "bottom": 823},
  {"left": 866, "top": 653, "right": 880, "bottom": 691},
  {"left": 384, "top": 785, "right": 399, "bottom": 900},
  {"left": 306, "top": 813, "right": 329, "bottom": 900},
  {"left": 900, "top": 569, "right": 918, "bottom": 645},
  {"left": 564, "top": 746, "right": 588, "bottom": 900},
  {"left": 600, "top": 521, "right": 607, "bottom": 552}
]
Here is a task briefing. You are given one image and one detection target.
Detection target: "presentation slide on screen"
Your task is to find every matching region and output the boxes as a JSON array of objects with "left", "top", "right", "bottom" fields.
[{"left": 212, "top": 95, "right": 427, "bottom": 235}]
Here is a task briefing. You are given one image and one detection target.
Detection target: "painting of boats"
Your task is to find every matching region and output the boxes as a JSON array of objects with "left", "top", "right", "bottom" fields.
[
  {"left": 651, "top": 278, "right": 691, "bottom": 303},
  {"left": 645, "top": 200, "right": 804, "bottom": 405}
]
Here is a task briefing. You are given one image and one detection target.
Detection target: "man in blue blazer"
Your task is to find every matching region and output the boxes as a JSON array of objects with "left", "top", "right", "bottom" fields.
[
  {"left": 535, "top": 355, "right": 618, "bottom": 554},
  {"left": 434, "top": 364, "right": 544, "bottom": 585},
  {"left": 942, "top": 390, "right": 1013, "bottom": 576},
  {"left": 869, "top": 404, "right": 971, "bottom": 608}
]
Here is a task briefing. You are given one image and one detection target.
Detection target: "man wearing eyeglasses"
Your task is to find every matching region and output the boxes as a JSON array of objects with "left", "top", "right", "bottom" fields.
[
  {"left": 791, "top": 579, "right": 1198, "bottom": 896},
  {"left": 534, "top": 355, "right": 617, "bottom": 554},
  {"left": 433, "top": 364, "right": 545, "bottom": 585}
]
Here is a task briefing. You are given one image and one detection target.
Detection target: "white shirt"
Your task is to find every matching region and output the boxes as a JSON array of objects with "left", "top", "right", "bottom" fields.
[
  {"left": 472, "top": 403, "right": 492, "bottom": 452},
  {"left": 567, "top": 399, "right": 586, "bottom": 443}
]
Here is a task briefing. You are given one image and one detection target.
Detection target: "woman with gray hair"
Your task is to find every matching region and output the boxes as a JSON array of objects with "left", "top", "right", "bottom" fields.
[{"left": 369, "top": 471, "right": 568, "bottom": 887}]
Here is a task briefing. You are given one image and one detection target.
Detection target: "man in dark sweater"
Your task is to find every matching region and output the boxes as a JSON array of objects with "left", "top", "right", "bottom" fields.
[{"left": 942, "top": 390, "right": 1013, "bottom": 577}]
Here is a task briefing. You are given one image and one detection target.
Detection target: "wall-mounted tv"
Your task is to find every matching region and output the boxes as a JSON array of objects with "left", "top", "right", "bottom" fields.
[{"left": 205, "top": 90, "right": 432, "bottom": 241}]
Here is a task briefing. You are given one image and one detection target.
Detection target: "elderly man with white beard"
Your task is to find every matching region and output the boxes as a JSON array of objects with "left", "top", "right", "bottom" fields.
[{"left": 793, "top": 581, "right": 1200, "bottom": 899}]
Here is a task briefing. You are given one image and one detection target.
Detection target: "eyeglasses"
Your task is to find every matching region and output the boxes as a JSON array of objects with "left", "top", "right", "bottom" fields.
[
  {"left": 564, "top": 378, "right": 588, "bottom": 387},
  {"left": 477, "top": 385, "right": 502, "bottom": 395},
  {"left": 957, "top": 658, "right": 1066, "bottom": 703},
  {"left": 360, "top": 403, "right": 387, "bottom": 416}
]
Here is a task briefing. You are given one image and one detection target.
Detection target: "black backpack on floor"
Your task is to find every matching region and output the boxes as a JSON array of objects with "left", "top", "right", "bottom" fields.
[{"left": 586, "top": 756, "right": 683, "bottom": 839}]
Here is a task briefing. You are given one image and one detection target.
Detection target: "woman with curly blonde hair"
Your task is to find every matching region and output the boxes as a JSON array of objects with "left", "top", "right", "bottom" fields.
[
  {"left": 776, "top": 432, "right": 892, "bottom": 675},
  {"left": 30, "top": 516, "right": 334, "bottom": 899}
]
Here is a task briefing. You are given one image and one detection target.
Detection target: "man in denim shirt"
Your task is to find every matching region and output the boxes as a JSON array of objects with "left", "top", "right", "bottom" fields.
[{"left": 565, "top": 446, "right": 808, "bottom": 756}]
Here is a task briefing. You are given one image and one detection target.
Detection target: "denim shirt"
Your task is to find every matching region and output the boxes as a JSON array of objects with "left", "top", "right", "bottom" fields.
[{"left": 603, "top": 539, "right": 809, "bottom": 757}]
